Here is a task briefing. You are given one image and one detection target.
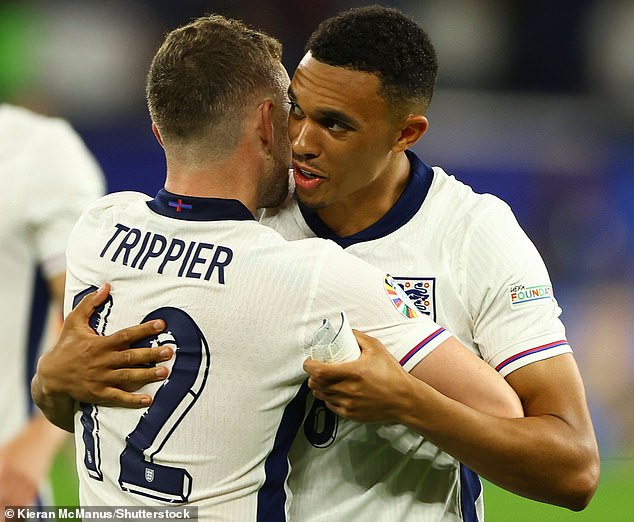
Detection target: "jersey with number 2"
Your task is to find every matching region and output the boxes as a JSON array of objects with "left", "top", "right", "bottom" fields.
[{"left": 66, "top": 189, "right": 450, "bottom": 521}]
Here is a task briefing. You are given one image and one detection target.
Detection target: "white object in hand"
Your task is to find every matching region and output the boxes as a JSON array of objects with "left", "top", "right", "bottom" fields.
[{"left": 310, "top": 311, "right": 360, "bottom": 362}]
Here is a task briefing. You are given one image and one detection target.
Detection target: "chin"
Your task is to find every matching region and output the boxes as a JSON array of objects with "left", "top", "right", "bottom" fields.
[
  {"left": 294, "top": 191, "right": 326, "bottom": 211},
  {"left": 259, "top": 186, "right": 291, "bottom": 210}
]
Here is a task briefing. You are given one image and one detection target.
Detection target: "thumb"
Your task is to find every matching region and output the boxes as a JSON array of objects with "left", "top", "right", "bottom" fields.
[
  {"left": 353, "top": 330, "right": 384, "bottom": 355},
  {"left": 71, "top": 283, "right": 111, "bottom": 322},
  {"left": 90, "top": 283, "right": 111, "bottom": 305}
]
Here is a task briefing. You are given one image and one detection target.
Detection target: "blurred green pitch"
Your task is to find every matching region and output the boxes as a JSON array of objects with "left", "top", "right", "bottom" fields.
[{"left": 51, "top": 442, "right": 633, "bottom": 521}]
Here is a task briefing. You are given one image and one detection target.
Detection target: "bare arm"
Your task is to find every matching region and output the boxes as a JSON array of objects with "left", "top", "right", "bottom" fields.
[
  {"left": 31, "top": 284, "right": 173, "bottom": 431},
  {"left": 306, "top": 331, "right": 523, "bottom": 419},
  {"left": 1, "top": 274, "right": 68, "bottom": 508},
  {"left": 0, "top": 412, "right": 68, "bottom": 509},
  {"left": 305, "top": 331, "right": 599, "bottom": 510}
]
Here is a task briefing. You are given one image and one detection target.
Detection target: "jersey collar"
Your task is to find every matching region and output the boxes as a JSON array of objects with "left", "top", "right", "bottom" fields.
[
  {"left": 299, "top": 150, "right": 434, "bottom": 248},
  {"left": 147, "top": 188, "right": 255, "bottom": 221}
]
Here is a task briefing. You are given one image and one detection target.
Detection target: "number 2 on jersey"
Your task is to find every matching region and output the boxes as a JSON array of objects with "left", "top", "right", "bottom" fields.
[{"left": 73, "top": 287, "right": 211, "bottom": 503}]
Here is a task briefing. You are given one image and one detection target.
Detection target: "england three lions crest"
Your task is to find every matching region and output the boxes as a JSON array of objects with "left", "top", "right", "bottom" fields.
[{"left": 392, "top": 276, "right": 436, "bottom": 321}]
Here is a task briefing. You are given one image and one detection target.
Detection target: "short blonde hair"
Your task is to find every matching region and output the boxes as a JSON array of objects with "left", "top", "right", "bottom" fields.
[{"left": 146, "top": 14, "right": 284, "bottom": 153}]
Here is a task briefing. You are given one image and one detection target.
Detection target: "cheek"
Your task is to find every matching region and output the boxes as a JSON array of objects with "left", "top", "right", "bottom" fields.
[
  {"left": 337, "top": 148, "right": 389, "bottom": 189},
  {"left": 336, "top": 142, "right": 374, "bottom": 172},
  {"left": 287, "top": 118, "right": 301, "bottom": 142}
]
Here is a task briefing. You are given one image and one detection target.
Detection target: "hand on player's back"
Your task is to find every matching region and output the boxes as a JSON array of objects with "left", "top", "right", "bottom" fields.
[{"left": 36, "top": 284, "right": 173, "bottom": 407}]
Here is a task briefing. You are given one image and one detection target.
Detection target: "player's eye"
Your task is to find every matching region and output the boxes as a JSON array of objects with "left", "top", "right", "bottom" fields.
[
  {"left": 287, "top": 100, "right": 304, "bottom": 118},
  {"left": 324, "top": 120, "right": 349, "bottom": 133}
]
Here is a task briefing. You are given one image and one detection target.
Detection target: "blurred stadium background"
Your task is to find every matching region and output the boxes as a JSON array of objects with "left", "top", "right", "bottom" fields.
[{"left": 2, "top": 0, "right": 632, "bottom": 519}]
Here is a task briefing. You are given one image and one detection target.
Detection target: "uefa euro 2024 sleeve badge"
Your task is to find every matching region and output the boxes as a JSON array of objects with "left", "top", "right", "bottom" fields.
[
  {"left": 385, "top": 275, "right": 436, "bottom": 320},
  {"left": 384, "top": 275, "right": 421, "bottom": 319}
]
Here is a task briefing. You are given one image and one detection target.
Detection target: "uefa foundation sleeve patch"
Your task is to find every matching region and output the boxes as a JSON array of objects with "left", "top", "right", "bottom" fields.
[
  {"left": 384, "top": 275, "right": 419, "bottom": 319},
  {"left": 508, "top": 283, "right": 554, "bottom": 307}
]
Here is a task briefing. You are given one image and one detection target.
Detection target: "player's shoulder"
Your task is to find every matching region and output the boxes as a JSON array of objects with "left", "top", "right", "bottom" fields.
[
  {"left": 259, "top": 193, "right": 313, "bottom": 241},
  {"left": 275, "top": 232, "right": 341, "bottom": 256},
  {"left": 0, "top": 104, "right": 103, "bottom": 189},
  {"left": 79, "top": 191, "right": 150, "bottom": 223},
  {"left": 0, "top": 103, "right": 76, "bottom": 146},
  {"left": 0, "top": 103, "right": 49, "bottom": 130},
  {"left": 428, "top": 166, "right": 514, "bottom": 226},
  {"left": 90, "top": 190, "right": 149, "bottom": 206},
  {"left": 260, "top": 222, "right": 350, "bottom": 265}
]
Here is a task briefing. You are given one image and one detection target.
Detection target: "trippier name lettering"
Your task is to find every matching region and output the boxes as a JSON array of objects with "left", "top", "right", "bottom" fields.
[{"left": 100, "top": 223, "right": 233, "bottom": 284}]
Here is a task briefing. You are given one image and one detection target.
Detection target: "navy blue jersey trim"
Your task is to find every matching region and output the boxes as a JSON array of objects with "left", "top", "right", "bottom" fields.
[
  {"left": 460, "top": 463, "right": 482, "bottom": 521},
  {"left": 147, "top": 189, "right": 255, "bottom": 222},
  {"left": 26, "top": 267, "right": 49, "bottom": 414},
  {"left": 257, "top": 381, "right": 310, "bottom": 522},
  {"left": 298, "top": 150, "right": 433, "bottom": 248}
]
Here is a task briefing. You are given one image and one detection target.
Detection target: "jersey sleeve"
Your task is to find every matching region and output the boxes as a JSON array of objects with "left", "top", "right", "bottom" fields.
[
  {"left": 24, "top": 118, "right": 105, "bottom": 278},
  {"left": 310, "top": 242, "right": 451, "bottom": 372},
  {"left": 462, "top": 198, "right": 572, "bottom": 376},
  {"left": 63, "top": 192, "right": 146, "bottom": 317}
]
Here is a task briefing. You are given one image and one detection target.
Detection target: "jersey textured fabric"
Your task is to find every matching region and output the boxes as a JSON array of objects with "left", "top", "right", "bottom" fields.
[
  {"left": 0, "top": 103, "right": 104, "bottom": 445},
  {"left": 260, "top": 150, "right": 571, "bottom": 521},
  {"left": 66, "top": 189, "right": 450, "bottom": 521}
]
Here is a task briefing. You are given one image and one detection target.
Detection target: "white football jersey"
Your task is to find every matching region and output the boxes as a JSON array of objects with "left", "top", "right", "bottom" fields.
[
  {"left": 260, "top": 150, "right": 571, "bottom": 521},
  {"left": 0, "top": 103, "right": 104, "bottom": 445},
  {"left": 66, "top": 189, "right": 451, "bottom": 521}
]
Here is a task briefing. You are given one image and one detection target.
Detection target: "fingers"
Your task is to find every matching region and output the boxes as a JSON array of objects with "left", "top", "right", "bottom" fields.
[
  {"left": 87, "top": 366, "right": 170, "bottom": 405},
  {"left": 306, "top": 371, "right": 355, "bottom": 405},
  {"left": 114, "top": 346, "right": 173, "bottom": 367},
  {"left": 303, "top": 358, "right": 323, "bottom": 374},
  {"left": 303, "top": 361, "right": 347, "bottom": 385},
  {"left": 69, "top": 283, "right": 111, "bottom": 323},
  {"left": 309, "top": 383, "right": 333, "bottom": 403},
  {"left": 105, "top": 320, "right": 166, "bottom": 351},
  {"left": 319, "top": 398, "right": 352, "bottom": 420},
  {"left": 110, "top": 364, "right": 170, "bottom": 391},
  {"left": 303, "top": 357, "right": 357, "bottom": 378},
  {"left": 99, "top": 388, "right": 154, "bottom": 408}
]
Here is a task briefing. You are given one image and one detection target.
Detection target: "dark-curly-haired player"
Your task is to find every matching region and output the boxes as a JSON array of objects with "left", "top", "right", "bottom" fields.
[{"left": 263, "top": 5, "right": 599, "bottom": 521}]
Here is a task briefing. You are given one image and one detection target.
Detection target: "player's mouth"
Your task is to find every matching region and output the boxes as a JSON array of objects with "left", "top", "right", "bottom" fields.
[{"left": 293, "top": 163, "right": 326, "bottom": 191}]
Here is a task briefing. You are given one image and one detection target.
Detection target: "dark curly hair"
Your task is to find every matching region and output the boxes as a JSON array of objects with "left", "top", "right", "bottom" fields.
[{"left": 305, "top": 5, "right": 438, "bottom": 114}]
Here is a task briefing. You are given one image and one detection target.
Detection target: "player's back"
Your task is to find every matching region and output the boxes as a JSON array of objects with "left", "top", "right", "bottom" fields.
[
  {"left": 65, "top": 190, "right": 345, "bottom": 520},
  {"left": 0, "top": 103, "right": 104, "bottom": 445}
]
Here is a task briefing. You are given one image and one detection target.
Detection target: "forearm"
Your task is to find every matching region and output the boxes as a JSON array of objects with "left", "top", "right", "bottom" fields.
[
  {"left": 396, "top": 374, "right": 599, "bottom": 510},
  {"left": 36, "top": 271, "right": 76, "bottom": 431}
]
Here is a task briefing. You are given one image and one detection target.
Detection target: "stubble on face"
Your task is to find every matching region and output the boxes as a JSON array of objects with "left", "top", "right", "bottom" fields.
[
  {"left": 258, "top": 162, "right": 291, "bottom": 209},
  {"left": 258, "top": 117, "right": 292, "bottom": 209},
  {"left": 256, "top": 64, "right": 294, "bottom": 210}
]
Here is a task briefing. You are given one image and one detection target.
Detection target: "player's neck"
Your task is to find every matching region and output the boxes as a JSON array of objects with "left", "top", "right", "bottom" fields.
[
  {"left": 316, "top": 153, "right": 411, "bottom": 237},
  {"left": 164, "top": 146, "right": 260, "bottom": 215}
]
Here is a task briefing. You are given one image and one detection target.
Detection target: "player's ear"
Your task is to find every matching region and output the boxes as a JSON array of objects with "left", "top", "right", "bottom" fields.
[
  {"left": 392, "top": 115, "right": 429, "bottom": 153},
  {"left": 151, "top": 122, "right": 165, "bottom": 148},
  {"left": 257, "top": 100, "right": 275, "bottom": 154}
]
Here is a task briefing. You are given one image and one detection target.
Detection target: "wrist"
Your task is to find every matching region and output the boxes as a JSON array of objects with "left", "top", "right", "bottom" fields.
[
  {"left": 34, "top": 351, "right": 68, "bottom": 396},
  {"left": 390, "top": 372, "right": 425, "bottom": 425}
]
